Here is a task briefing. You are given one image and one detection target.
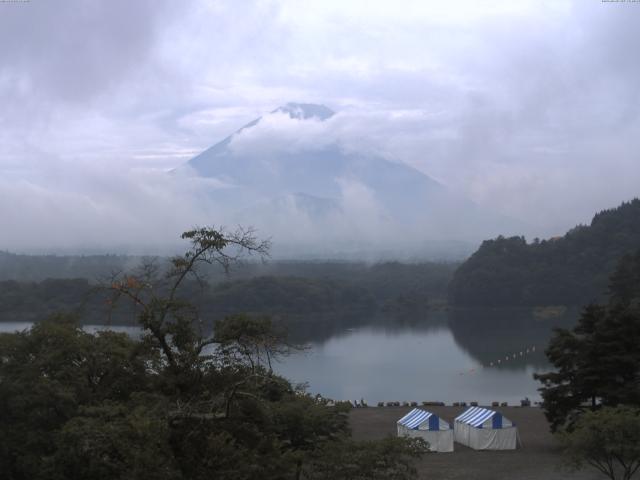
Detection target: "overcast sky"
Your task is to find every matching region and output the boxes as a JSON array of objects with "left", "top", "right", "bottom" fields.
[{"left": 1, "top": 0, "right": 639, "bottom": 252}]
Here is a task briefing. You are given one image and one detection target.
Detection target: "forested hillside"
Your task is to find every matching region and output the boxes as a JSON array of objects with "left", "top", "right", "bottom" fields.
[{"left": 449, "top": 199, "right": 640, "bottom": 307}]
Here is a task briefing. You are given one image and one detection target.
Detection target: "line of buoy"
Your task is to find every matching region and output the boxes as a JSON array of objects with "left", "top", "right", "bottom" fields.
[{"left": 459, "top": 346, "right": 537, "bottom": 375}]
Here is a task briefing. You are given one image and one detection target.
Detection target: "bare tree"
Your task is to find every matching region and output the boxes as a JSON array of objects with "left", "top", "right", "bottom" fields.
[{"left": 105, "top": 226, "right": 270, "bottom": 374}]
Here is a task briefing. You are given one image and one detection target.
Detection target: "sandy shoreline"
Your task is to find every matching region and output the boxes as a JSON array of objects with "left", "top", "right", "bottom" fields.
[{"left": 349, "top": 406, "right": 601, "bottom": 480}]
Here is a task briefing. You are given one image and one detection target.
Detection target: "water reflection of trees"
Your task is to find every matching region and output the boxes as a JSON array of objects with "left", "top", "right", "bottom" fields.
[
  {"left": 283, "top": 309, "right": 449, "bottom": 345},
  {"left": 447, "top": 308, "right": 580, "bottom": 370},
  {"left": 4, "top": 301, "right": 583, "bottom": 374}
]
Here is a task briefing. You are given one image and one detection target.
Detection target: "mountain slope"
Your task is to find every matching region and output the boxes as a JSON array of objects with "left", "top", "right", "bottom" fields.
[
  {"left": 177, "top": 103, "right": 520, "bottom": 257},
  {"left": 448, "top": 198, "right": 640, "bottom": 306}
]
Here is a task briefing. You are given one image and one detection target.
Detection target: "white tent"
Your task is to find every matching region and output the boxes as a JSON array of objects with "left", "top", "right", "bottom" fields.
[
  {"left": 454, "top": 406, "right": 518, "bottom": 450},
  {"left": 397, "top": 408, "right": 454, "bottom": 452}
]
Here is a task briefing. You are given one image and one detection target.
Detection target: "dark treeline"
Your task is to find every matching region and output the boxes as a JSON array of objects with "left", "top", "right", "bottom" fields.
[
  {"left": 0, "top": 251, "right": 135, "bottom": 282},
  {"left": 0, "top": 261, "right": 455, "bottom": 325},
  {"left": 211, "top": 262, "right": 453, "bottom": 313},
  {"left": 4, "top": 198, "right": 640, "bottom": 316},
  {"left": 0, "top": 251, "right": 455, "bottom": 286},
  {"left": 449, "top": 199, "right": 640, "bottom": 307}
]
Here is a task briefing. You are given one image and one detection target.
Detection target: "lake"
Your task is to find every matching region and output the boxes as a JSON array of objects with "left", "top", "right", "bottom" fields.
[{"left": 0, "top": 308, "right": 575, "bottom": 406}]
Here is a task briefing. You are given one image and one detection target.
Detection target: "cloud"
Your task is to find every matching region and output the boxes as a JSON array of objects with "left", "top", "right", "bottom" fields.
[
  {"left": 228, "top": 111, "right": 334, "bottom": 156},
  {"left": 0, "top": 158, "right": 226, "bottom": 253},
  {"left": 1, "top": 0, "right": 640, "bottom": 253},
  {"left": 0, "top": 0, "right": 173, "bottom": 104}
]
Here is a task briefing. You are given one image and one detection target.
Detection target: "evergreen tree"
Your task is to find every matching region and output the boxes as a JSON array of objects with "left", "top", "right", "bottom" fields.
[{"left": 535, "top": 249, "right": 640, "bottom": 431}]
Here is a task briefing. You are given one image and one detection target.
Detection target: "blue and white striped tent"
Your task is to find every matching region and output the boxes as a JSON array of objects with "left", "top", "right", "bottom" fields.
[
  {"left": 397, "top": 408, "right": 453, "bottom": 452},
  {"left": 454, "top": 406, "right": 517, "bottom": 450}
]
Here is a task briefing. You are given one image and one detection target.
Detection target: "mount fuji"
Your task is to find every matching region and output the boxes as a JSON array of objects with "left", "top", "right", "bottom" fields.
[{"left": 176, "top": 103, "right": 520, "bottom": 259}]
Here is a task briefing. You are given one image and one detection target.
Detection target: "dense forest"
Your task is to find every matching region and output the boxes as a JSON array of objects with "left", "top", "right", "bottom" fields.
[
  {"left": 0, "top": 261, "right": 455, "bottom": 326},
  {"left": 449, "top": 199, "right": 640, "bottom": 307},
  {"left": 0, "top": 251, "right": 134, "bottom": 282}
]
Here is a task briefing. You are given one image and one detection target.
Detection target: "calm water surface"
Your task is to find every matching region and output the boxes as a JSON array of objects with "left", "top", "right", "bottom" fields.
[
  {"left": 0, "top": 309, "right": 574, "bottom": 405},
  {"left": 276, "top": 323, "right": 548, "bottom": 405}
]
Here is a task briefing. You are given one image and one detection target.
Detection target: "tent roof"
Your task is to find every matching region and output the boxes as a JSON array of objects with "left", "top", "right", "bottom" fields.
[
  {"left": 397, "top": 408, "right": 435, "bottom": 429},
  {"left": 455, "top": 406, "right": 504, "bottom": 427}
]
